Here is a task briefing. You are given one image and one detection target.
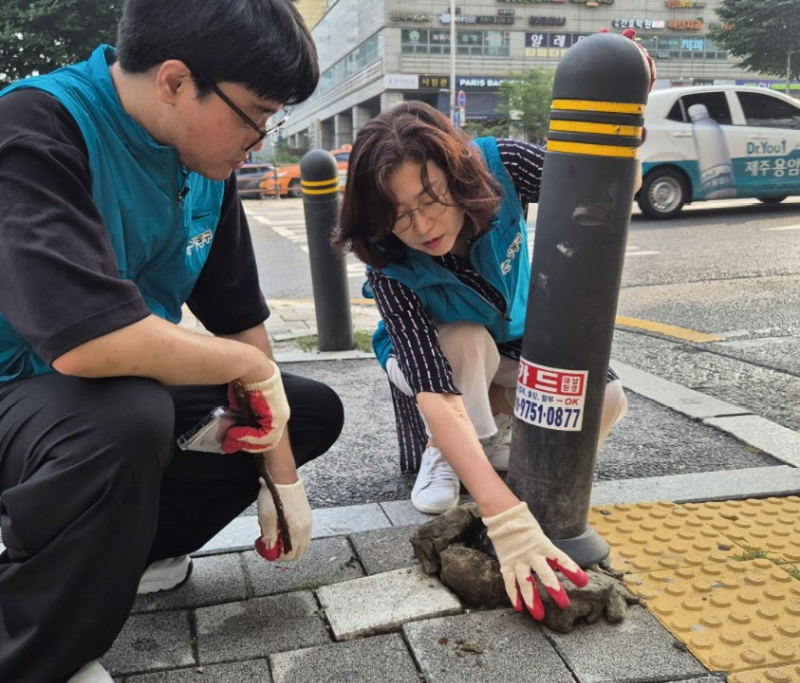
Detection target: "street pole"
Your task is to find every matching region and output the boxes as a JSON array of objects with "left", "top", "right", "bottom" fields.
[
  {"left": 300, "top": 150, "right": 354, "bottom": 351},
  {"left": 449, "top": 0, "right": 456, "bottom": 126},
  {"left": 503, "top": 33, "right": 650, "bottom": 567}
]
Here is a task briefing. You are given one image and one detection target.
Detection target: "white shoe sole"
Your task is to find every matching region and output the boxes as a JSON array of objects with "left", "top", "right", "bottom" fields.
[
  {"left": 411, "top": 494, "right": 460, "bottom": 515},
  {"left": 137, "top": 556, "right": 193, "bottom": 594}
]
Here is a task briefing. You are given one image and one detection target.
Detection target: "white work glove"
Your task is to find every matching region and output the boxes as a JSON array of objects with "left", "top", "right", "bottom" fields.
[
  {"left": 223, "top": 359, "right": 291, "bottom": 454},
  {"left": 483, "top": 502, "right": 589, "bottom": 620},
  {"left": 255, "top": 477, "right": 312, "bottom": 563}
]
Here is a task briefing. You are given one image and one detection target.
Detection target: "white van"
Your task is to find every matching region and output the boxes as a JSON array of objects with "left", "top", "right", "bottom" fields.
[{"left": 638, "top": 85, "right": 800, "bottom": 218}]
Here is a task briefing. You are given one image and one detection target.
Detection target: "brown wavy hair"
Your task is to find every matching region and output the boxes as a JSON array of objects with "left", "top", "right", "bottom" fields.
[{"left": 334, "top": 101, "right": 501, "bottom": 268}]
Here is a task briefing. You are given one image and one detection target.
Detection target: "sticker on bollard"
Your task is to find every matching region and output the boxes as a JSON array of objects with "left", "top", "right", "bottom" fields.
[{"left": 515, "top": 358, "right": 588, "bottom": 431}]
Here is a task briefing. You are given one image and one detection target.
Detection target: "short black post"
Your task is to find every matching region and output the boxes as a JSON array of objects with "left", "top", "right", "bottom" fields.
[
  {"left": 300, "top": 150, "right": 354, "bottom": 351},
  {"left": 504, "top": 33, "right": 650, "bottom": 567}
]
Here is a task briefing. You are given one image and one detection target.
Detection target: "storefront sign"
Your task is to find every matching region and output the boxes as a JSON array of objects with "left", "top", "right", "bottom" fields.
[
  {"left": 456, "top": 75, "right": 512, "bottom": 90},
  {"left": 390, "top": 12, "right": 432, "bottom": 21},
  {"left": 708, "top": 22, "right": 733, "bottom": 30},
  {"left": 612, "top": 19, "right": 666, "bottom": 29},
  {"left": 498, "top": 9, "right": 515, "bottom": 15},
  {"left": 668, "top": 19, "right": 703, "bottom": 29},
  {"left": 525, "top": 32, "right": 590, "bottom": 53},
  {"left": 419, "top": 75, "right": 450, "bottom": 90},
  {"left": 384, "top": 74, "right": 419, "bottom": 90},
  {"left": 665, "top": 0, "right": 705, "bottom": 7},
  {"left": 440, "top": 13, "right": 514, "bottom": 24},
  {"left": 529, "top": 16, "right": 566, "bottom": 25}
]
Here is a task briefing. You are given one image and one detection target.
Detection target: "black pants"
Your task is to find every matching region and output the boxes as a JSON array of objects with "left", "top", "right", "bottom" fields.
[{"left": 0, "top": 372, "right": 343, "bottom": 683}]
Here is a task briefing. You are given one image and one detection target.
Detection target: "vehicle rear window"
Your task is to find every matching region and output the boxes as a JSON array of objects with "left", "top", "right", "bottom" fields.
[{"left": 666, "top": 91, "right": 733, "bottom": 125}]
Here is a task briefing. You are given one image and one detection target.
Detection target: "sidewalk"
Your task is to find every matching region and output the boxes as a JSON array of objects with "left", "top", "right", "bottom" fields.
[{"left": 94, "top": 302, "right": 800, "bottom": 682}]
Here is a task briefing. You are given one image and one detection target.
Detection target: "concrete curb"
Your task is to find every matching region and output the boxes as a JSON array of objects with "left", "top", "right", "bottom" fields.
[{"left": 612, "top": 360, "right": 800, "bottom": 469}]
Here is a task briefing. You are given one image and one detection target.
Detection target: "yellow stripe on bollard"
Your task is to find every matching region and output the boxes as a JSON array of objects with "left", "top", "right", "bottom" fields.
[
  {"left": 549, "top": 120, "right": 642, "bottom": 137},
  {"left": 552, "top": 99, "right": 645, "bottom": 115},
  {"left": 547, "top": 140, "right": 639, "bottom": 158},
  {"left": 301, "top": 187, "right": 340, "bottom": 195},
  {"left": 301, "top": 178, "right": 340, "bottom": 187}
]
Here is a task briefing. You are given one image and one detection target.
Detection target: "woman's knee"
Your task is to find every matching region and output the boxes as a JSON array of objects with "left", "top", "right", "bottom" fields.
[
  {"left": 437, "top": 322, "right": 498, "bottom": 368},
  {"left": 603, "top": 380, "right": 628, "bottom": 426}
]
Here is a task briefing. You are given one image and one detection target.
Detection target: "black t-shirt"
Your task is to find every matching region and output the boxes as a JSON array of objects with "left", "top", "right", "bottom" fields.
[{"left": 0, "top": 89, "right": 269, "bottom": 366}]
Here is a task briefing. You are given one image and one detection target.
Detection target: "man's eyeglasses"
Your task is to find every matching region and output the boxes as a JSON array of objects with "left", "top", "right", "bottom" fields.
[
  {"left": 189, "top": 67, "right": 289, "bottom": 152},
  {"left": 392, "top": 188, "right": 452, "bottom": 234}
]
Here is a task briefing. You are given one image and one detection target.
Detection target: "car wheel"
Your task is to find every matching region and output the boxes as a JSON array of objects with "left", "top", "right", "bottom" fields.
[
  {"left": 637, "top": 168, "right": 688, "bottom": 219},
  {"left": 757, "top": 196, "right": 787, "bottom": 204},
  {"left": 288, "top": 179, "right": 302, "bottom": 198}
]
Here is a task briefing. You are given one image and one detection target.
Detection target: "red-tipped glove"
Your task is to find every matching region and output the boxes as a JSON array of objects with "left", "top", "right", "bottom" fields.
[
  {"left": 622, "top": 28, "right": 656, "bottom": 93},
  {"left": 255, "top": 477, "right": 312, "bottom": 562},
  {"left": 223, "top": 359, "right": 291, "bottom": 454},
  {"left": 483, "top": 502, "right": 589, "bottom": 621}
]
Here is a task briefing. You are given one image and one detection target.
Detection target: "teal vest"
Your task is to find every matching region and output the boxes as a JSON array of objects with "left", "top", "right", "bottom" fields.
[
  {"left": 372, "top": 137, "right": 531, "bottom": 369},
  {"left": 0, "top": 45, "right": 225, "bottom": 383}
]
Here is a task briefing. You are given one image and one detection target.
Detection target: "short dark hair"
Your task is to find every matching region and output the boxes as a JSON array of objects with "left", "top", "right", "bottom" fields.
[
  {"left": 335, "top": 101, "right": 501, "bottom": 268},
  {"left": 116, "top": 0, "right": 319, "bottom": 105}
]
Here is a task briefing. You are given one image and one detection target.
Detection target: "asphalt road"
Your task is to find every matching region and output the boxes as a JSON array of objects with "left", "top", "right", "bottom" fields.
[{"left": 243, "top": 195, "right": 800, "bottom": 509}]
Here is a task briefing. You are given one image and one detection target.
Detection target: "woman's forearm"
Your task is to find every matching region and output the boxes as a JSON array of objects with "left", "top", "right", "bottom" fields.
[{"left": 417, "top": 392, "right": 519, "bottom": 517}]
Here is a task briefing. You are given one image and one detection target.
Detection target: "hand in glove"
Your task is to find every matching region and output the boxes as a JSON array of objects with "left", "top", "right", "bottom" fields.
[
  {"left": 621, "top": 28, "right": 656, "bottom": 93},
  {"left": 483, "top": 502, "right": 589, "bottom": 620},
  {"left": 255, "top": 477, "right": 312, "bottom": 562},
  {"left": 598, "top": 28, "right": 656, "bottom": 93},
  {"left": 223, "top": 359, "right": 291, "bottom": 454}
]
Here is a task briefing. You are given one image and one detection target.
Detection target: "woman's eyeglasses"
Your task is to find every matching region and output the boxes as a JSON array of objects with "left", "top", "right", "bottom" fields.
[
  {"left": 189, "top": 67, "right": 289, "bottom": 152},
  {"left": 392, "top": 188, "right": 451, "bottom": 234}
]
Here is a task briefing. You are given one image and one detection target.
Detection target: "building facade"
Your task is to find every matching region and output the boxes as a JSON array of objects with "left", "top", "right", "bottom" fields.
[
  {"left": 281, "top": 0, "right": 788, "bottom": 150},
  {"left": 294, "top": 0, "right": 328, "bottom": 29}
]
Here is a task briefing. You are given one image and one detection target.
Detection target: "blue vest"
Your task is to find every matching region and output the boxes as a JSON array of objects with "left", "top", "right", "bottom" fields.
[
  {"left": 372, "top": 137, "right": 530, "bottom": 370},
  {"left": 0, "top": 45, "right": 225, "bottom": 383}
]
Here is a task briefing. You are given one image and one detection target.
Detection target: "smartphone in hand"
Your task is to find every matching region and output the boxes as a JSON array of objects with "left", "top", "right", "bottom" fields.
[{"left": 177, "top": 406, "right": 240, "bottom": 453}]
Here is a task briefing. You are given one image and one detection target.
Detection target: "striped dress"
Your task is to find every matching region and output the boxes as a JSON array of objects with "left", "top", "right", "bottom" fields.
[{"left": 368, "top": 139, "right": 617, "bottom": 472}]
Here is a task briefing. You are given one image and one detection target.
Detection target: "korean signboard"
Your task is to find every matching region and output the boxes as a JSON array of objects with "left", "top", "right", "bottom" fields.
[
  {"left": 612, "top": 19, "right": 666, "bottom": 29},
  {"left": 525, "top": 32, "right": 590, "bottom": 56}
]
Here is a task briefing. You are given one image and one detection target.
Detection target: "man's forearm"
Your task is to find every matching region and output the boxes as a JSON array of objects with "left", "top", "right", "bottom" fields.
[
  {"left": 52, "top": 314, "right": 273, "bottom": 385},
  {"left": 222, "top": 323, "right": 274, "bottom": 360},
  {"left": 224, "top": 323, "right": 298, "bottom": 482}
]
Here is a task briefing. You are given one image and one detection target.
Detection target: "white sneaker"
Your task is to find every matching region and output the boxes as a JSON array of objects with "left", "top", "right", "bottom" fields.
[
  {"left": 411, "top": 447, "right": 460, "bottom": 515},
  {"left": 68, "top": 660, "right": 114, "bottom": 683},
  {"left": 481, "top": 413, "right": 512, "bottom": 472},
  {"left": 137, "top": 555, "right": 192, "bottom": 594}
]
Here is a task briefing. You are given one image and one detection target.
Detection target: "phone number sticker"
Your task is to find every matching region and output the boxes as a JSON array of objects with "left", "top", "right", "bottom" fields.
[{"left": 515, "top": 358, "right": 588, "bottom": 431}]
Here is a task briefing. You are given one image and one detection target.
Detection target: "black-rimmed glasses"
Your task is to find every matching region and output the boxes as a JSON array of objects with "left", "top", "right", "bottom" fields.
[
  {"left": 392, "top": 188, "right": 452, "bottom": 234},
  {"left": 190, "top": 67, "right": 289, "bottom": 152}
]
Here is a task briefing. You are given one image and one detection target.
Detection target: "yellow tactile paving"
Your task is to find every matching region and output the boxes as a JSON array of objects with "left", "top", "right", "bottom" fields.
[
  {"left": 622, "top": 559, "right": 800, "bottom": 672},
  {"left": 729, "top": 662, "right": 800, "bottom": 683},
  {"left": 681, "top": 498, "right": 800, "bottom": 563},
  {"left": 587, "top": 501, "right": 747, "bottom": 574}
]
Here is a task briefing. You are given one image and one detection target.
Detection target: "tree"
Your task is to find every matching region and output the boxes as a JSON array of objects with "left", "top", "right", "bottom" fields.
[
  {"left": 497, "top": 68, "right": 555, "bottom": 144},
  {"left": 710, "top": 0, "right": 799, "bottom": 94},
  {"left": 0, "top": 0, "right": 122, "bottom": 86}
]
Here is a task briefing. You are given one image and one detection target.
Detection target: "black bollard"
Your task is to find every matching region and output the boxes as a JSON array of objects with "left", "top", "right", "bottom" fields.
[
  {"left": 475, "top": 33, "right": 650, "bottom": 567},
  {"left": 300, "top": 150, "right": 354, "bottom": 351}
]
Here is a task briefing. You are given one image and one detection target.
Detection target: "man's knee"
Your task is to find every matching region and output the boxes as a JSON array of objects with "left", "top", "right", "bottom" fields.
[
  {"left": 309, "top": 380, "right": 344, "bottom": 451},
  {"left": 86, "top": 377, "right": 175, "bottom": 475}
]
